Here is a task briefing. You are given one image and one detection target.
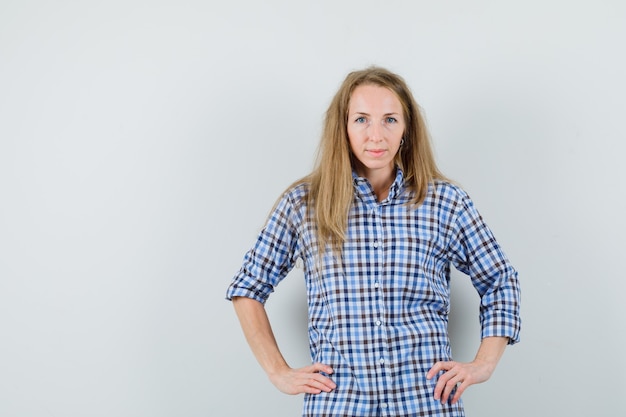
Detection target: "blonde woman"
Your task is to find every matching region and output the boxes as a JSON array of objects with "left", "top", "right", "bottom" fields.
[{"left": 226, "top": 67, "right": 521, "bottom": 417}]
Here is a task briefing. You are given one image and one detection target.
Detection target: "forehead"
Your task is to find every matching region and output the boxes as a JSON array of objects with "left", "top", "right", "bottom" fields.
[{"left": 349, "top": 84, "right": 403, "bottom": 111}]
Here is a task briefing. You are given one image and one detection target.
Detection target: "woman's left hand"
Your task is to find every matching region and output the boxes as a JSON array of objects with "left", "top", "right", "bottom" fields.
[
  {"left": 426, "top": 336, "right": 509, "bottom": 405},
  {"left": 426, "top": 358, "right": 495, "bottom": 405}
]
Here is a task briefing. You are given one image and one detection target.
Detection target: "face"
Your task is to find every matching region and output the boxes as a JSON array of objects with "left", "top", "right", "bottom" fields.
[{"left": 347, "top": 84, "right": 405, "bottom": 181}]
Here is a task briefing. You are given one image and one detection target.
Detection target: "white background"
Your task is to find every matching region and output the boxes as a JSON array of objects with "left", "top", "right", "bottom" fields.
[{"left": 1, "top": 1, "right": 625, "bottom": 416}]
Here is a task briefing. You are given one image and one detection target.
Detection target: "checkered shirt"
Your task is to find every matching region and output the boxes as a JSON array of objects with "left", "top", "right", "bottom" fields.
[{"left": 226, "top": 168, "right": 521, "bottom": 417}]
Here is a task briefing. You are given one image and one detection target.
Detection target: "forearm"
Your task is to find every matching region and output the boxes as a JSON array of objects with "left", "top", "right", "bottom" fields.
[
  {"left": 473, "top": 336, "right": 508, "bottom": 373},
  {"left": 232, "top": 296, "right": 289, "bottom": 376}
]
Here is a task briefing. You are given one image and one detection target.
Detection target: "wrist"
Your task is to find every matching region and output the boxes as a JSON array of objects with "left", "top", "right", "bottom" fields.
[
  {"left": 473, "top": 336, "right": 508, "bottom": 370},
  {"left": 265, "top": 359, "right": 290, "bottom": 377}
]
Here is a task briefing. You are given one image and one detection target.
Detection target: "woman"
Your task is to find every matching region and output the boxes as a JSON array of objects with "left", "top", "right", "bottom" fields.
[{"left": 226, "top": 66, "right": 521, "bottom": 416}]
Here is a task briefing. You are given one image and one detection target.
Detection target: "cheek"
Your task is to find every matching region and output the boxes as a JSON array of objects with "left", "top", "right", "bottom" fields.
[{"left": 346, "top": 129, "right": 360, "bottom": 149}]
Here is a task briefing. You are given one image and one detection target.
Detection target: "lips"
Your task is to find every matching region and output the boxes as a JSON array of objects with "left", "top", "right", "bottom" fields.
[{"left": 367, "top": 149, "right": 386, "bottom": 157}]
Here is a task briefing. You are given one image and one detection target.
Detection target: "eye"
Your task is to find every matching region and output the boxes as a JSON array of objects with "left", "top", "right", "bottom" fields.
[
  {"left": 385, "top": 117, "right": 398, "bottom": 124},
  {"left": 355, "top": 116, "right": 366, "bottom": 123}
]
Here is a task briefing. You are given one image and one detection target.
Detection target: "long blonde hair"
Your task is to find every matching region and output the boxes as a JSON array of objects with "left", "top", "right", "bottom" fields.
[{"left": 296, "top": 66, "right": 447, "bottom": 253}]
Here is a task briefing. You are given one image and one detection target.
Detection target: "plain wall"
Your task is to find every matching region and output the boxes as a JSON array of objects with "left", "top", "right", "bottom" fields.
[{"left": 1, "top": 0, "right": 625, "bottom": 416}]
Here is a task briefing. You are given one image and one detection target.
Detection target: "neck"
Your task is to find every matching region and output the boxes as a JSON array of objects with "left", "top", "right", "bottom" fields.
[{"left": 361, "top": 167, "right": 396, "bottom": 202}]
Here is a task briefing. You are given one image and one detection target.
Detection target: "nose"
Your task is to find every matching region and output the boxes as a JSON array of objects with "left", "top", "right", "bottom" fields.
[{"left": 368, "top": 120, "right": 384, "bottom": 141}]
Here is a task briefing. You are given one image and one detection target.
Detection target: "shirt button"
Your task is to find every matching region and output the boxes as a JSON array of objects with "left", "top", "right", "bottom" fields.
[
  {"left": 375, "top": 320, "right": 382, "bottom": 326},
  {"left": 379, "top": 358, "right": 385, "bottom": 365},
  {"left": 374, "top": 282, "right": 380, "bottom": 289},
  {"left": 372, "top": 241, "right": 379, "bottom": 248},
  {"left": 381, "top": 403, "right": 388, "bottom": 409}
]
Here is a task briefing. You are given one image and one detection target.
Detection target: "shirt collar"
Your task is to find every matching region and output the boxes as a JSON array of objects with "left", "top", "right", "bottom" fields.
[{"left": 352, "top": 167, "right": 405, "bottom": 204}]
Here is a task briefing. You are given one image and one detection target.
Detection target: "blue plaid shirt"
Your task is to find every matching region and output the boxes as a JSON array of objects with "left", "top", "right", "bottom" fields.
[{"left": 226, "top": 168, "right": 521, "bottom": 417}]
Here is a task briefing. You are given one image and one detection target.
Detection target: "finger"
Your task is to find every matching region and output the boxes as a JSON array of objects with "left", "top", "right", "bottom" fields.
[
  {"left": 433, "top": 366, "right": 461, "bottom": 402},
  {"left": 284, "top": 373, "right": 323, "bottom": 395},
  {"left": 313, "top": 371, "right": 337, "bottom": 390},
  {"left": 426, "top": 361, "right": 445, "bottom": 379},
  {"left": 430, "top": 363, "right": 456, "bottom": 396},
  {"left": 300, "top": 385, "right": 322, "bottom": 394},
  {"left": 294, "top": 368, "right": 336, "bottom": 392},
  {"left": 450, "top": 382, "right": 468, "bottom": 405},
  {"left": 310, "top": 362, "right": 334, "bottom": 375},
  {"left": 433, "top": 370, "right": 452, "bottom": 401},
  {"left": 305, "top": 375, "right": 336, "bottom": 392},
  {"left": 427, "top": 360, "right": 455, "bottom": 379},
  {"left": 440, "top": 376, "right": 461, "bottom": 404}
]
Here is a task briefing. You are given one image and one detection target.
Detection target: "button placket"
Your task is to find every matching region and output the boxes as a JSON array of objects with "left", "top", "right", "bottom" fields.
[{"left": 371, "top": 203, "right": 392, "bottom": 413}]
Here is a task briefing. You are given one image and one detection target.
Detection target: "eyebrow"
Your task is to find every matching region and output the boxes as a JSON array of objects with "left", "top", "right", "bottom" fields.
[{"left": 351, "top": 111, "right": 401, "bottom": 116}]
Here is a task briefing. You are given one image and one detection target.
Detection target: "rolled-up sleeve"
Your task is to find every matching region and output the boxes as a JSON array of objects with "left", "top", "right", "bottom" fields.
[
  {"left": 447, "top": 190, "right": 521, "bottom": 345},
  {"left": 226, "top": 191, "right": 300, "bottom": 304}
]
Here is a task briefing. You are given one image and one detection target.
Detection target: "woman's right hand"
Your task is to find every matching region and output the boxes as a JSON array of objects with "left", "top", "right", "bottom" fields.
[{"left": 269, "top": 362, "right": 336, "bottom": 395}]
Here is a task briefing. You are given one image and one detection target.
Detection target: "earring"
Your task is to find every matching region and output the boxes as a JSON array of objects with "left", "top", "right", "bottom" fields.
[{"left": 400, "top": 138, "right": 405, "bottom": 146}]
